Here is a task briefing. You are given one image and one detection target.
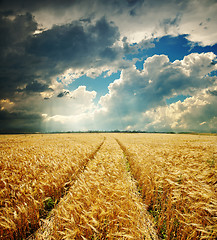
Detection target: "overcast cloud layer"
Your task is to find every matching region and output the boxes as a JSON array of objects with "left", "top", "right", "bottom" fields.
[{"left": 0, "top": 0, "right": 217, "bottom": 132}]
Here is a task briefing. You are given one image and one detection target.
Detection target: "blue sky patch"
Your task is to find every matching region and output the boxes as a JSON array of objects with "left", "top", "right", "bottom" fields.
[
  {"left": 68, "top": 71, "right": 121, "bottom": 103},
  {"left": 166, "top": 94, "right": 191, "bottom": 105}
]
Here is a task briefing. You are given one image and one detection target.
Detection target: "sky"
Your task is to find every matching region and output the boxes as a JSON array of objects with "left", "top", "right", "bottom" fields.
[{"left": 0, "top": 0, "right": 217, "bottom": 133}]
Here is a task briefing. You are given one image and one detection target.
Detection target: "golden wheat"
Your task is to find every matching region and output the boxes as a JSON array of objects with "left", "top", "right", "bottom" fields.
[
  {"left": 116, "top": 133, "right": 217, "bottom": 240},
  {"left": 0, "top": 133, "right": 104, "bottom": 239},
  {"left": 1, "top": 133, "right": 216, "bottom": 240},
  {"left": 35, "top": 136, "right": 157, "bottom": 240}
]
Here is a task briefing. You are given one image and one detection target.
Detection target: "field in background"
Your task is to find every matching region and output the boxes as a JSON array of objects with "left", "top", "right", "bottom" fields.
[{"left": 0, "top": 133, "right": 216, "bottom": 239}]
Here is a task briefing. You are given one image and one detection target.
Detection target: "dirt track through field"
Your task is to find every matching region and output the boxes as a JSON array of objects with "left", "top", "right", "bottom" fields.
[
  {"left": 29, "top": 136, "right": 158, "bottom": 239},
  {"left": 115, "top": 133, "right": 217, "bottom": 239},
  {"left": 1, "top": 134, "right": 106, "bottom": 240},
  {"left": 63, "top": 137, "right": 106, "bottom": 195},
  {"left": 26, "top": 137, "right": 105, "bottom": 240}
]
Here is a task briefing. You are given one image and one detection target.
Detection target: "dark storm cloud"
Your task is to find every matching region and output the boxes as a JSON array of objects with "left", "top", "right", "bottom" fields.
[
  {"left": 57, "top": 91, "right": 69, "bottom": 98},
  {"left": 0, "top": 109, "right": 42, "bottom": 120},
  {"left": 24, "top": 81, "right": 53, "bottom": 92},
  {"left": 0, "top": 0, "right": 191, "bottom": 16},
  {"left": 0, "top": 14, "right": 121, "bottom": 99},
  {"left": 0, "top": 109, "right": 43, "bottom": 133},
  {"left": 0, "top": 0, "right": 126, "bottom": 14},
  {"left": 0, "top": 12, "right": 38, "bottom": 98},
  {"left": 0, "top": 0, "right": 76, "bottom": 12},
  {"left": 0, "top": 12, "right": 37, "bottom": 54},
  {"left": 27, "top": 17, "right": 120, "bottom": 63},
  {"left": 57, "top": 92, "right": 65, "bottom": 98},
  {"left": 127, "top": 0, "right": 144, "bottom": 6},
  {"left": 207, "top": 90, "right": 217, "bottom": 96}
]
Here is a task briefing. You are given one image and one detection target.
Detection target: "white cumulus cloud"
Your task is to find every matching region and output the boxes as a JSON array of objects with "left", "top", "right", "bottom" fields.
[
  {"left": 94, "top": 52, "right": 217, "bottom": 131},
  {"left": 141, "top": 86, "right": 217, "bottom": 132}
]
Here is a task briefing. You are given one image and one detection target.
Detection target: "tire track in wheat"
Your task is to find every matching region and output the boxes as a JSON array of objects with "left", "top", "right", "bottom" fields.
[
  {"left": 115, "top": 134, "right": 217, "bottom": 239},
  {"left": 115, "top": 137, "right": 158, "bottom": 240},
  {"left": 63, "top": 137, "right": 106, "bottom": 194},
  {"left": 33, "top": 135, "right": 158, "bottom": 239},
  {"left": 26, "top": 137, "right": 105, "bottom": 240}
]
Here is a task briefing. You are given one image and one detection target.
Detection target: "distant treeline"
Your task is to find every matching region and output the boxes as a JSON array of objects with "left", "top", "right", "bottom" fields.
[{"left": 0, "top": 130, "right": 216, "bottom": 135}]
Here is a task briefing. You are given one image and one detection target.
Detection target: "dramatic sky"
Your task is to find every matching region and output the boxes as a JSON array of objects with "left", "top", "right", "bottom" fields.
[{"left": 0, "top": 0, "right": 217, "bottom": 132}]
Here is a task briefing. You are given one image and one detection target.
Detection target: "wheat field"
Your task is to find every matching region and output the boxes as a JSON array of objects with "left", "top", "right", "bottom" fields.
[
  {"left": 116, "top": 133, "right": 217, "bottom": 239},
  {"left": 0, "top": 134, "right": 104, "bottom": 239},
  {"left": 0, "top": 133, "right": 216, "bottom": 239}
]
